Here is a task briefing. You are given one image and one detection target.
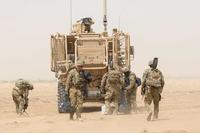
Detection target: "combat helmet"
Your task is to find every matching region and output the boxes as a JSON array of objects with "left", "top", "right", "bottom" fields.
[{"left": 149, "top": 57, "right": 158, "bottom": 69}]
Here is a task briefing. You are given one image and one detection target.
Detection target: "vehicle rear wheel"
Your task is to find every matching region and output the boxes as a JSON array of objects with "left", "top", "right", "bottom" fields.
[{"left": 57, "top": 83, "right": 71, "bottom": 113}]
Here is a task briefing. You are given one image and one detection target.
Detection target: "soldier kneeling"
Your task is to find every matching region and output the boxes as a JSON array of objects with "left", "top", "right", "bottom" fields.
[{"left": 12, "top": 79, "right": 34, "bottom": 115}]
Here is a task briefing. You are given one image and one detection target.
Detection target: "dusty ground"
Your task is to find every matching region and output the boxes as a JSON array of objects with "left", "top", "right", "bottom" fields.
[{"left": 0, "top": 78, "right": 200, "bottom": 133}]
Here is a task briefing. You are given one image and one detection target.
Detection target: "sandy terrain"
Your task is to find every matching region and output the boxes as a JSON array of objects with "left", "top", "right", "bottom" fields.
[{"left": 0, "top": 78, "right": 200, "bottom": 133}]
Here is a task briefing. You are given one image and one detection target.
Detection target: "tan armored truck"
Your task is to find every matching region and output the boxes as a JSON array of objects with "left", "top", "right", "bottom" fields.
[
  {"left": 50, "top": 0, "right": 134, "bottom": 113},
  {"left": 50, "top": 18, "right": 134, "bottom": 113}
]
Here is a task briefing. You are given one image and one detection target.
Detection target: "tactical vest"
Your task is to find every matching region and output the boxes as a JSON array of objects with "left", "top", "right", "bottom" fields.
[{"left": 71, "top": 70, "right": 85, "bottom": 89}]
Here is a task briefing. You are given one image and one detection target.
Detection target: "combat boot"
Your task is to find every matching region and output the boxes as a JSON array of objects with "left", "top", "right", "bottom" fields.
[
  {"left": 69, "top": 112, "right": 74, "bottom": 120},
  {"left": 147, "top": 112, "right": 152, "bottom": 121},
  {"left": 153, "top": 113, "right": 158, "bottom": 120}
]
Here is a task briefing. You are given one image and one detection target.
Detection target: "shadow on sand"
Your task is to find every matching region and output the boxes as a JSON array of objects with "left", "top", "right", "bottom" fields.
[{"left": 82, "top": 106, "right": 101, "bottom": 113}]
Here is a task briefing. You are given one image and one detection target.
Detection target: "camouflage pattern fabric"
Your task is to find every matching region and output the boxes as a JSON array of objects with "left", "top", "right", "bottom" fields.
[
  {"left": 141, "top": 68, "right": 165, "bottom": 120},
  {"left": 66, "top": 68, "right": 85, "bottom": 119},
  {"left": 100, "top": 72, "right": 109, "bottom": 93},
  {"left": 12, "top": 79, "right": 33, "bottom": 114},
  {"left": 144, "top": 86, "right": 160, "bottom": 120},
  {"left": 104, "top": 70, "right": 123, "bottom": 115},
  {"left": 124, "top": 72, "right": 137, "bottom": 112}
]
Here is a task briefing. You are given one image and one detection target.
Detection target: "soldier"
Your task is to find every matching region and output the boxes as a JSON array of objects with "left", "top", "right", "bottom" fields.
[
  {"left": 141, "top": 57, "right": 165, "bottom": 121},
  {"left": 104, "top": 67, "right": 123, "bottom": 115},
  {"left": 66, "top": 60, "right": 86, "bottom": 120},
  {"left": 122, "top": 67, "right": 137, "bottom": 113},
  {"left": 81, "top": 17, "right": 94, "bottom": 32},
  {"left": 12, "top": 79, "right": 34, "bottom": 115}
]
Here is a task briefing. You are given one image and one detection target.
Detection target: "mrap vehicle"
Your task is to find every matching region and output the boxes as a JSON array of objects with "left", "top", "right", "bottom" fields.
[{"left": 50, "top": 0, "right": 134, "bottom": 113}]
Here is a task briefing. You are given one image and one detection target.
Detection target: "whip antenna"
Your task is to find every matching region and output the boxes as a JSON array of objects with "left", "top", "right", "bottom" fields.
[{"left": 103, "top": 0, "right": 108, "bottom": 32}]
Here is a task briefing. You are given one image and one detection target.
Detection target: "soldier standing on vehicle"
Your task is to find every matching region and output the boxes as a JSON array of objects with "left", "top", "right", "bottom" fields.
[
  {"left": 12, "top": 79, "right": 34, "bottom": 115},
  {"left": 104, "top": 67, "right": 123, "bottom": 115},
  {"left": 66, "top": 60, "right": 86, "bottom": 120},
  {"left": 141, "top": 57, "right": 165, "bottom": 121},
  {"left": 122, "top": 67, "right": 137, "bottom": 113}
]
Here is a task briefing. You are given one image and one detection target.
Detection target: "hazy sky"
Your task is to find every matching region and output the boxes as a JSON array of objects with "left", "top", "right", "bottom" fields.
[{"left": 0, "top": 0, "right": 200, "bottom": 80}]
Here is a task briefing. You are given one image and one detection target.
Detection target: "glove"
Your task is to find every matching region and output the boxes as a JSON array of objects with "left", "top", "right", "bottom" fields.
[
  {"left": 159, "top": 88, "right": 163, "bottom": 94},
  {"left": 125, "top": 88, "right": 131, "bottom": 93},
  {"left": 141, "top": 88, "right": 145, "bottom": 95}
]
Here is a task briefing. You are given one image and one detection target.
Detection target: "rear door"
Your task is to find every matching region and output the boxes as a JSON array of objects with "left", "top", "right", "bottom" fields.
[
  {"left": 116, "top": 33, "right": 131, "bottom": 67},
  {"left": 50, "top": 34, "right": 66, "bottom": 72}
]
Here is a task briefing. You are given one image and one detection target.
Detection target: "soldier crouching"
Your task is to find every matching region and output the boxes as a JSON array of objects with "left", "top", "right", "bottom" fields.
[{"left": 12, "top": 79, "right": 34, "bottom": 115}]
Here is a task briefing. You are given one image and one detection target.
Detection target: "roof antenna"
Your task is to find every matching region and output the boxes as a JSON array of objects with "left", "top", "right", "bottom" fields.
[
  {"left": 118, "top": 16, "right": 121, "bottom": 31},
  {"left": 103, "top": 0, "right": 107, "bottom": 32},
  {"left": 70, "top": 0, "right": 72, "bottom": 32}
]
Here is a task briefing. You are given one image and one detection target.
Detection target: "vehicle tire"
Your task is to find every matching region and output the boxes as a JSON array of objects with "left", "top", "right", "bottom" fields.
[{"left": 57, "top": 83, "right": 71, "bottom": 113}]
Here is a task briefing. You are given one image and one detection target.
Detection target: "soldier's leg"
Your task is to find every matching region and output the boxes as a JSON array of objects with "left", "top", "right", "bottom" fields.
[
  {"left": 12, "top": 90, "right": 20, "bottom": 114},
  {"left": 152, "top": 89, "right": 160, "bottom": 120},
  {"left": 126, "top": 92, "right": 132, "bottom": 112},
  {"left": 144, "top": 90, "right": 153, "bottom": 121},
  {"left": 104, "top": 90, "right": 113, "bottom": 115},
  {"left": 18, "top": 98, "right": 25, "bottom": 115},
  {"left": 12, "top": 94, "right": 20, "bottom": 114},
  {"left": 131, "top": 89, "right": 137, "bottom": 112},
  {"left": 76, "top": 90, "right": 83, "bottom": 119},
  {"left": 69, "top": 88, "right": 77, "bottom": 120},
  {"left": 113, "top": 92, "right": 120, "bottom": 115}
]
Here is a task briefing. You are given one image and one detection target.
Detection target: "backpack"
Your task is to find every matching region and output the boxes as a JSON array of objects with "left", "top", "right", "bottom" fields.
[
  {"left": 136, "top": 77, "right": 141, "bottom": 87},
  {"left": 146, "top": 69, "right": 162, "bottom": 88}
]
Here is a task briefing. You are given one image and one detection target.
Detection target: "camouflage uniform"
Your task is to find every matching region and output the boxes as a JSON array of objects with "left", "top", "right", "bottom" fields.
[
  {"left": 141, "top": 65, "right": 164, "bottom": 121},
  {"left": 57, "top": 60, "right": 74, "bottom": 86},
  {"left": 66, "top": 61, "right": 85, "bottom": 120},
  {"left": 12, "top": 79, "right": 33, "bottom": 114},
  {"left": 104, "top": 69, "right": 123, "bottom": 115},
  {"left": 100, "top": 72, "right": 109, "bottom": 94},
  {"left": 122, "top": 67, "right": 137, "bottom": 112}
]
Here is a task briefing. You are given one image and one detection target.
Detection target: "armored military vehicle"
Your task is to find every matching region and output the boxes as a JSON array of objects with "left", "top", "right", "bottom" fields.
[{"left": 50, "top": 0, "right": 134, "bottom": 113}]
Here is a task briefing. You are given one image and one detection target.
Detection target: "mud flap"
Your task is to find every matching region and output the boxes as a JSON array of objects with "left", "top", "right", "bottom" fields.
[
  {"left": 57, "top": 83, "right": 72, "bottom": 113},
  {"left": 119, "top": 90, "right": 130, "bottom": 113}
]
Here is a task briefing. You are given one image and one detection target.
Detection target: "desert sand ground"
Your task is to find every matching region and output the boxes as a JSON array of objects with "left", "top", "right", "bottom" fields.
[{"left": 0, "top": 78, "right": 200, "bottom": 133}]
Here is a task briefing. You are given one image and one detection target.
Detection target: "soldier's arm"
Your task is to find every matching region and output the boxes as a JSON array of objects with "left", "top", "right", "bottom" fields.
[
  {"left": 159, "top": 71, "right": 165, "bottom": 93},
  {"left": 119, "top": 72, "right": 124, "bottom": 89},
  {"left": 141, "top": 69, "right": 148, "bottom": 89},
  {"left": 125, "top": 73, "right": 136, "bottom": 91},
  {"left": 66, "top": 71, "right": 73, "bottom": 92},
  {"left": 161, "top": 72, "right": 165, "bottom": 88},
  {"left": 100, "top": 73, "right": 107, "bottom": 91},
  {"left": 57, "top": 70, "right": 67, "bottom": 79}
]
